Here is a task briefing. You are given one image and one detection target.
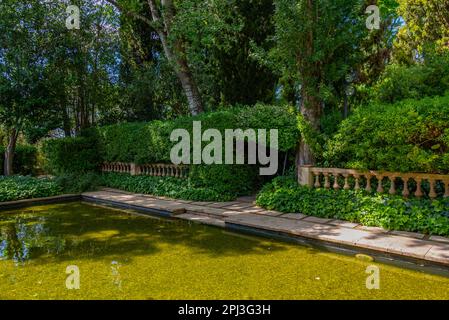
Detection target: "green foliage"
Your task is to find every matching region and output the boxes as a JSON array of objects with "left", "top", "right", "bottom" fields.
[
  {"left": 371, "top": 51, "right": 449, "bottom": 103},
  {"left": 270, "top": 0, "right": 367, "bottom": 105},
  {"left": 100, "top": 173, "right": 235, "bottom": 202},
  {"left": 394, "top": 0, "right": 449, "bottom": 62},
  {"left": 257, "top": 176, "right": 449, "bottom": 236},
  {"left": 42, "top": 135, "right": 101, "bottom": 175},
  {"left": 323, "top": 95, "right": 449, "bottom": 173},
  {"left": 189, "top": 165, "right": 261, "bottom": 197},
  {"left": 98, "top": 104, "right": 299, "bottom": 164},
  {"left": 54, "top": 173, "right": 101, "bottom": 194},
  {"left": 0, "top": 176, "right": 62, "bottom": 202},
  {"left": 0, "top": 145, "right": 37, "bottom": 175}
]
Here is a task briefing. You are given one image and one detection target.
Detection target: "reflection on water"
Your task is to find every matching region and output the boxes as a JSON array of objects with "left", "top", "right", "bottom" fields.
[
  {"left": 0, "top": 202, "right": 449, "bottom": 300},
  {"left": 0, "top": 215, "right": 66, "bottom": 263}
]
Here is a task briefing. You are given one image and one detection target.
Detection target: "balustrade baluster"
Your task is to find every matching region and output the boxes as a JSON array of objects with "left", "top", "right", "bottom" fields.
[
  {"left": 343, "top": 174, "right": 350, "bottom": 190},
  {"left": 389, "top": 176, "right": 396, "bottom": 195},
  {"left": 376, "top": 175, "right": 384, "bottom": 193},
  {"left": 314, "top": 172, "right": 321, "bottom": 188},
  {"left": 324, "top": 173, "right": 330, "bottom": 189},
  {"left": 402, "top": 177, "right": 410, "bottom": 198},
  {"left": 354, "top": 175, "right": 360, "bottom": 190},
  {"left": 429, "top": 179, "right": 437, "bottom": 199},
  {"left": 415, "top": 178, "right": 423, "bottom": 198},
  {"left": 333, "top": 174, "right": 340, "bottom": 190},
  {"left": 365, "top": 175, "right": 372, "bottom": 192}
]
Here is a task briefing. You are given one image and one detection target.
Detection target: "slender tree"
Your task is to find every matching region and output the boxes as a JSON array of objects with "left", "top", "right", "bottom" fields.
[
  {"left": 107, "top": 0, "right": 204, "bottom": 115},
  {"left": 273, "top": 0, "right": 367, "bottom": 165}
]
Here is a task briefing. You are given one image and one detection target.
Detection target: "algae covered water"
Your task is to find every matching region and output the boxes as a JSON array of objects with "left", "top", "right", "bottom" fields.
[{"left": 0, "top": 202, "right": 448, "bottom": 300}]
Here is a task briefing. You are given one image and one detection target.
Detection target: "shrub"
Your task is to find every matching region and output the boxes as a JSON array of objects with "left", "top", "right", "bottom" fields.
[
  {"left": 41, "top": 134, "right": 101, "bottom": 175},
  {"left": 256, "top": 176, "right": 449, "bottom": 236},
  {"left": 0, "top": 176, "right": 62, "bottom": 202},
  {"left": 97, "top": 104, "right": 298, "bottom": 196},
  {"left": 371, "top": 52, "right": 449, "bottom": 104},
  {"left": 323, "top": 94, "right": 449, "bottom": 173},
  {"left": 0, "top": 145, "right": 37, "bottom": 175},
  {"left": 97, "top": 104, "right": 299, "bottom": 164},
  {"left": 54, "top": 173, "right": 101, "bottom": 193},
  {"left": 189, "top": 164, "right": 261, "bottom": 196},
  {"left": 100, "top": 173, "right": 235, "bottom": 201}
]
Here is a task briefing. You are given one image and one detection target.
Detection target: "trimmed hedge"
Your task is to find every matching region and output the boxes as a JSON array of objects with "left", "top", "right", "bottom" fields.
[
  {"left": 41, "top": 134, "right": 101, "bottom": 175},
  {"left": 256, "top": 176, "right": 449, "bottom": 236},
  {"left": 0, "top": 145, "right": 37, "bottom": 175},
  {"left": 0, "top": 176, "right": 62, "bottom": 202},
  {"left": 82, "top": 104, "right": 297, "bottom": 197},
  {"left": 323, "top": 95, "right": 449, "bottom": 173},
  {"left": 97, "top": 104, "right": 299, "bottom": 164}
]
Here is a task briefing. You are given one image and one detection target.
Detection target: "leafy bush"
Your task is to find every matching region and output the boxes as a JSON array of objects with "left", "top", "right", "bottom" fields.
[
  {"left": 100, "top": 172, "right": 235, "bottom": 201},
  {"left": 0, "top": 176, "right": 62, "bottom": 202},
  {"left": 54, "top": 173, "right": 101, "bottom": 193},
  {"left": 256, "top": 176, "right": 449, "bottom": 236},
  {"left": 98, "top": 104, "right": 299, "bottom": 164},
  {"left": 0, "top": 145, "right": 37, "bottom": 175},
  {"left": 97, "top": 104, "right": 298, "bottom": 196},
  {"left": 189, "top": 164, "right": 262, "bottom": 196},
  {"left": 41, "top": 133, "right": 101, "bottom": 175},
  {"left": 323, "top": 94, "right": 449, "bottom": 173},
  {"left": 371, "top": 52, "right": 449, "bottom": 104}
]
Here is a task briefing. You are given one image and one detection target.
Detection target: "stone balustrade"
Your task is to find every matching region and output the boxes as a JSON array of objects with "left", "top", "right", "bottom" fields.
[
  {"left": 101, "top": 162, "right": 189, "bottom": 178},
  {"left": 298, "top": 166, "right": 449, "bottom": 199}
]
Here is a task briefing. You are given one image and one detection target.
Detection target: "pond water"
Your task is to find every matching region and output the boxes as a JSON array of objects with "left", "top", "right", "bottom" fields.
[{"left": 0, "top": 202, "right": 448, "bottom": 300}]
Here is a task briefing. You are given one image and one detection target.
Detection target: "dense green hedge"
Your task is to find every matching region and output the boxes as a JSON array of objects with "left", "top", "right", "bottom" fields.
[
  {"left": 369, "top": 52, "right": 449, "bottom": 104},
  {"left": 0, "top": 176, "right": 62, "bottom": 202},
  {"left": 95, "top": 104, "right": 298, "bottom": 196},
  {"left": 0, "top": 145, "right": 37, "bottom": 175},
  {"left": 323, "top": 95, "right": 449, "bottom": 173},
  {"left": 41, "top": 133, "right": 102, "bottom": 175},
  {"left": 256, "top": 176, "right": 449, "bottom": 236},
  {"left": 98, "top": 104, "right": 299, "bottom": 164},
  {"left": 100, "top": 172, "right": 236, "bottom": 201}
]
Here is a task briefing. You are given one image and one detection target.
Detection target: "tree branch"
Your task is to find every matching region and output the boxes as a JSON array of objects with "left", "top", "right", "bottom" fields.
[{"left": 105, "top": 0, "right": 153, "bottom": 27}]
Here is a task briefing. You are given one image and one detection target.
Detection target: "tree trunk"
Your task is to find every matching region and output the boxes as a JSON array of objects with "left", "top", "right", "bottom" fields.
[
  {"left": 297, "top": 87, "right": 321, "bottom": 167},
  {"left": 62, "top": 104, "right": 71, "bottom": 137},
  {"left": 4, "top": 128, "right": 19, "bottom": 176},
  {"left": 106, "top": 0, "right": 205, "bottom": 115},
  {"left": 148, "top": 0, "right": 204, "bottom": 115},
  {"left": 297, "top": 0, "right": 320, "bottom": 167},
  {"left": 176, "top": 57, "right": 204, "bottom": 115}
]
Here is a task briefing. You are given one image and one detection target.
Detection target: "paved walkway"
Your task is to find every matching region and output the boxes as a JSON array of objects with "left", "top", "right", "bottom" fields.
[{"left": 82, "top": 188, "right": 449, "bottom": 266}]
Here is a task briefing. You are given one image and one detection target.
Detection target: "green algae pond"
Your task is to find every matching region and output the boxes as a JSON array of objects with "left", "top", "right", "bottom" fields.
[{"left": 0, "top": 202, "right": 449, "bottom": 300}]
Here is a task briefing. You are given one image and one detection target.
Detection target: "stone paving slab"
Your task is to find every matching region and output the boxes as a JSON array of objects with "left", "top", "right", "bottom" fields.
[
  {"left": 176, "top": 213, "right": 225, "bottom": 228},
  {"left": 255, "top": 210, "right": 284, "bottom": 217},
  {"left": 328, "top": 219, "right": 359, "bottom": 229},
  {"left": 425, "top": 244, "right": 449, "bottom": 264},
  {"left": 83, "top": 190, "right": 449, "bottom": 266},
  {"left": 281, "top": 213, "right": 307, "bottom": 220},
  {"left": 355, "top": 225, "right": 389, "bottom": 234},
  {"left": 221, "top": 203, "right": 256, "bottom": 211},
  {"left": 429, "top": 235, "right": 449, "bottom": 244},
  {"left": 302, "top": 216, "right": 333, "bottom": 224},
  {"left": 224, "top": 213, "right": 449, "bottom": 265},
  {"left": 390, "top": 230, "right": 426, "bottom": 239}
]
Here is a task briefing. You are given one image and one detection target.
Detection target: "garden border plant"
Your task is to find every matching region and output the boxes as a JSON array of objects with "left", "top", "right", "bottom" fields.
[{"left": 256, "top": 176, "right": 449, "bottom": 237}]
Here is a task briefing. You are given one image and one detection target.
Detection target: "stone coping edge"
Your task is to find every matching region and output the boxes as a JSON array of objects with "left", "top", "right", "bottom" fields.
[
  {"left": 225, "top": 222, "right": 449, "bottom": 275},
  {"left": 81, "top": 195, "right": 173, "bottom": 219},
  {"left": 0, "top": 194, "right": 81, "bottom": 211}
]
